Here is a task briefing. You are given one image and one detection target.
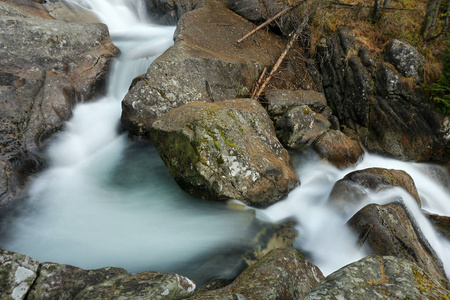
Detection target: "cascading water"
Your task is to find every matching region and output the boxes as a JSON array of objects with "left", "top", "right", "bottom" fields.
[{"left": 1, "top": 0, "right": 449, "bottom": 285}]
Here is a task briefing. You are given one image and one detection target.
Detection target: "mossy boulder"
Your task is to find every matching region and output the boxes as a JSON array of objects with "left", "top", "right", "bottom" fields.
[
  {"left": 304, "top": 255, "right": 450, "bottom": 299},
  {"left": 150, "top": 98, "right": 298, "bottom": 207},
  {"left": 189, "top": 247, "right": 324, "bottom": 299}
]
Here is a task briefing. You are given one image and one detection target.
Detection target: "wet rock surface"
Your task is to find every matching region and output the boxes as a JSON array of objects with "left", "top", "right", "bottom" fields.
[
  {"left": 189, "top": 247, "right": 324, "bottom": 300},
  {"left": 304, "top": 255, "right": 450, "bottom": 299},
  {"left": 0, "top": 0, "right": 119, "bottom": 207},
  {"left": 329, "top": 167, "right": 421, "bottom": 211},
  {"left": 150, "top": 98, "right": 298, "bottom": 207},
  {"left": 348, "top": 202, "right": 446, "bottom": 280}
]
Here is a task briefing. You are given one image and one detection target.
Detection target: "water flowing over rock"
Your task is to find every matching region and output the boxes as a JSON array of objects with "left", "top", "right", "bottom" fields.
[
  {"left": 0, "top": 249, "right": 40, "bottom": 300},
  {"left": 0, "top": 0, "right": 119, "bottom": 207},
  {"left": 189, "top": 247, "right": 324, "bottom": 299},
  {"left": 150, "top": 98, "right": 298, "bottom": 207},
  {"left": 318, "top": 28, "right": 448, "bottom": 161},
  {"left": 121, "top": 0, "right": 287, "bottom": 136},
  {"left": 303, "top": 255, "right": 450, "bottom": 299},
  {"left": 348, "top": 202, "right": 446, "bottom": 280},
  {"left": 329, "top": 167, "right": 421, "bottom": 212}
]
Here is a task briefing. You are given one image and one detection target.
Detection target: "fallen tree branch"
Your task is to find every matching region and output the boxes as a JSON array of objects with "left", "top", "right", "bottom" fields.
[
  {"left": 237, "top": 0, "right": 305, "bottom": 44},
  {"left": 252, "top": 19, "right": 308, "bottom": 100}
]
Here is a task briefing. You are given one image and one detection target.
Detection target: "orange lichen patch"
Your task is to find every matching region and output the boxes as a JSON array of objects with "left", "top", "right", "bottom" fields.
[{"left": 367, "top": 259, "right": 389, "bottom": 285}]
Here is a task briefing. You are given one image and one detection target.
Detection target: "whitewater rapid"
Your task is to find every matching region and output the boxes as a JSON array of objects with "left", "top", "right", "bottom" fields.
[{"left": 1, "top": 0, "right": 449, "bottom": 284}]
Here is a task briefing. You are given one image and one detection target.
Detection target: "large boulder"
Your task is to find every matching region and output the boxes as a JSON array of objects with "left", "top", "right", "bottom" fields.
[
  {"left": 0, "top": 1, "right": 119, "bottom": 207},
  {"left": 318, "top": 28, "right": 448, "bottom": 161},
  {"left": 348, "top": 202, "right": 446, "bottom": 280},
  {"left": 121, "top": 0, "right": 287, "bottom": 136},
  {"left": 329, "top": 167, "right": 421, "bottom": 212},
  {"left": 189, "top": 247, "right": 324, "bottom": 299},
  {"left": 0, "top": 249, "right": 40, "bottom": 300},
  {"left": 304, "top": 255, "right": 450, "bottom": 299},
  {"left": 150, "top": 98, "right": 298, "bottom": 207}
]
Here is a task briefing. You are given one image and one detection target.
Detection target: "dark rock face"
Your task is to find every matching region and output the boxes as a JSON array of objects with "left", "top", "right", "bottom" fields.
[
  {"left": 144, "top": 0, "right": 198, "bottom": 24},
  {"left": 0, "top": 1, "right": 119, "bottom": 207},
  {"left": 227, "top": 0, "right": 307, "bottom": 36},
  {"left": 348, "top": 203, "right": 446, "bottom": 280},
  {"left": 304, "top": 255, "right": 450, "bottom": 299},
  {"left": 313, "top": 129, "right": 364, "bottom": 169},
  {"left": 150, "top": 98, "right": 298, "bottom": 207},
  {"left": 329, "top": 167, "right": 422, "bottom": 212},
  {"left": 318, "top": 28, "right": 447, "bottom": 161},
  {"left": 121, "top": 0, "right": 287, "bottom": 136},
  {"left": 427, "top": 213, "right": 450, "bottom": 240},
  {"left": 190, "top": 247, "right": 324, "bottom": 300}
]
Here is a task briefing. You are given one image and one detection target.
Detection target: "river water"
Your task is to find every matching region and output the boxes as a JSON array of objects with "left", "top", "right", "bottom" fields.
[{"left": 1, "top": 0, "right": 449, "bottom": 283}]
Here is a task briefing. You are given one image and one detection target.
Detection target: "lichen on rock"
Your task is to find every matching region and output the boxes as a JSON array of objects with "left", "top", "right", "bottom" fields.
[{"left": 150, "top": 98, "right": 298, "bottom": 207}]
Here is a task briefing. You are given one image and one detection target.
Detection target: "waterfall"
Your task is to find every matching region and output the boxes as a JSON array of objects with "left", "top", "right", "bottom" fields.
[{"left": 1, "top": 0, "right": 449, "bottom": 284}]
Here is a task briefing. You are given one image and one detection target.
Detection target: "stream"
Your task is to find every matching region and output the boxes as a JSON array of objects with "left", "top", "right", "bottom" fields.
[{"left": 1, "top": 0, "right": 449, "bottom": 285}]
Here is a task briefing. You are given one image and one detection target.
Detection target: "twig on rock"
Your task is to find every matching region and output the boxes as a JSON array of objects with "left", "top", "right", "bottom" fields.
[
  {"left": 237, "top": 0, "right": 305, "bottom": 44},
  {"left": 252, "top": 19, "right": 308, "bottom": 100}
]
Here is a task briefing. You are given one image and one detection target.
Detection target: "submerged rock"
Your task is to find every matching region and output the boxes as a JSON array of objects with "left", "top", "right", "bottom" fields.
[
  {"left": 0, "top": 249, "right": 40, "bottom": 300},
  {"left": 190, "top": 247, "right": 324, "bottom": 299},
  {"left": 304, "top": 255, "right": 450, "bottom": 299},
  {"left": 0, "top": 1, "right": 119, "bottom": 207},
  {"left": 348, "top": 202, "right": 446, "bottom": 280},
  {"left": 150, "top": 98, "right": 298, "bottom": 207},
  {"left": 121, "top": 0, "right": 286, "bottom": 136}
]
